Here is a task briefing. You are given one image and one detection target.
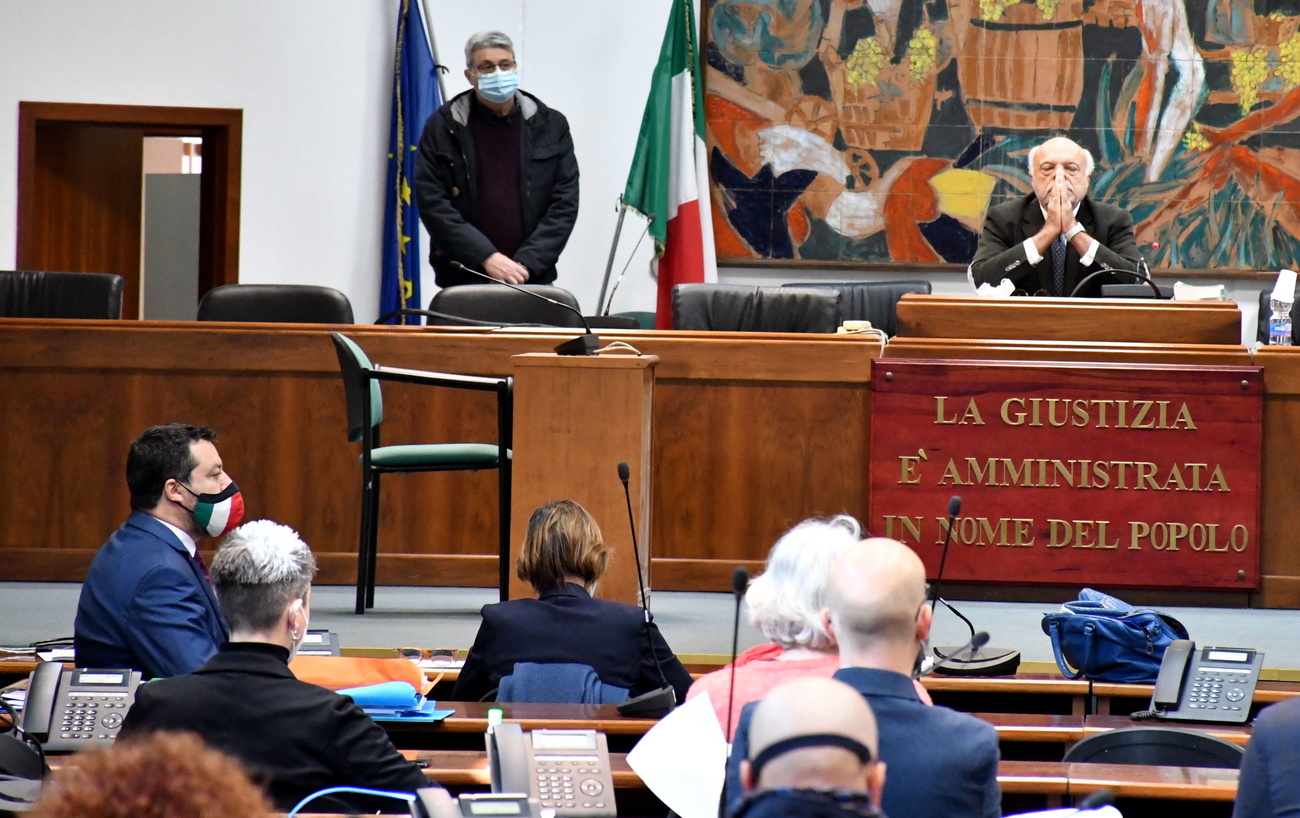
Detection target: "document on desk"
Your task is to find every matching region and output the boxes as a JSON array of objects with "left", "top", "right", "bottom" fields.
[{"left": 627, "top": 693, "right": 727, "bottom": 818}]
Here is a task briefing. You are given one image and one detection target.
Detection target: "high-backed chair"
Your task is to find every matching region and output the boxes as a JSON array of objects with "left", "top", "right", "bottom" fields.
[
  {"left": 331, "top": 332, "right": 512, "bottom": 613},
  {"left": 198, "top": 284, "right": 354, "bottom": 323},
  {"left": 0, "top": 270, "right": 125, "bottom": 319},
  {"left": 1062, "top": 726, "right": 1245, "bottom": 768},
  {"left": 671, "top": 284, "right": 841, "bottom": 333},
  {"left": 784, "top": 280, "right": 931, "bottom": 336},
  {"left": 429, "top": 284, "right": 585, "bottom": 328}
]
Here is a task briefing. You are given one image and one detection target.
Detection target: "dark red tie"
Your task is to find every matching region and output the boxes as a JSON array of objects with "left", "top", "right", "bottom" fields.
[{"left": 194, "top": 549, "right": 211, "bottom": 583}]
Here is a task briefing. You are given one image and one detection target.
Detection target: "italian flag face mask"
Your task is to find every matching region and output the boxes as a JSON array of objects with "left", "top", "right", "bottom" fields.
[{"left": 179, "top": 480, "right": 245, "bottom": 538}]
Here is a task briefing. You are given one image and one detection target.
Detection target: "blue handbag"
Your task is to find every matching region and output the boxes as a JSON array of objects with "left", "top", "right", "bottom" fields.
[{"left": 1041, "top": 588, "right": 1189, "bottom": 683}]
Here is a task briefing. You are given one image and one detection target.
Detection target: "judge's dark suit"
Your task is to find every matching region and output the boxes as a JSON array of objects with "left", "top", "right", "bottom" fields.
[
  {"left": 725, "top": 667, "right": 1001, "bottom": 818},
  {"left": 452, "top": 583, "right": 694, "bottom": 703},
  {"left": 119, "top": 642, "right": 431, "bottom": 812},
  {"left": 1234, "top": 697, "right": 1300, "bottom": 818},
  {"left": 74, "top": 510, "right": 229, "bottom": 678},
  {"left": 969, "top": 193, "right": 1141, "bottom": 297}
]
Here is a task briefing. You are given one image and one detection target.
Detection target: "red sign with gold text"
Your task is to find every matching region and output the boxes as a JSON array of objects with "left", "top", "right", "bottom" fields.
[{"left": 869, "top": 360, "right": 1262, "bottom": 590}]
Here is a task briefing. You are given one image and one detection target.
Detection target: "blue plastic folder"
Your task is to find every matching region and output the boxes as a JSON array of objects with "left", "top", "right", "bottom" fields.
[{"left": 338, "top": 681, "right": 453, "bottom": 722}]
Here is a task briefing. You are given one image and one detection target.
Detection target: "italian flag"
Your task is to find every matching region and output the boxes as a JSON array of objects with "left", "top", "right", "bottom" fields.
[{"left": 623, "top": 0, "right": 717, "bottom": 329}]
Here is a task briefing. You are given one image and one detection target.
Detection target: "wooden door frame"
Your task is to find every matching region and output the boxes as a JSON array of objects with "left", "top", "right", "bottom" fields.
[{"left": 17, "top": 101, "right": 242, "bottom": 297}]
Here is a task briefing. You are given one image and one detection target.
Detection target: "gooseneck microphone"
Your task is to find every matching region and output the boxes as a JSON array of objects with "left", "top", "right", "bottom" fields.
[
  {"left": 615, "top": 461, "right": 677, "bottom": 717},
  {"left": 724, "top": 566, "right": 749, "bottom": 745},
  {"left": 1069, "top": 243, "right": 1165, "bottom": 299},
  {"left": 450, "top": 260, "right": 599, "bottom": 355},
  {"left": 927, "top": 495, "right": 1022, "bottom": 677}
]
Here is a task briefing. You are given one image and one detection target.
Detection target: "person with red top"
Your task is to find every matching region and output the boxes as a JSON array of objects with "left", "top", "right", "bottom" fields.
[{"left": 687, "top": 516, "right": 933, "bottom": 740}]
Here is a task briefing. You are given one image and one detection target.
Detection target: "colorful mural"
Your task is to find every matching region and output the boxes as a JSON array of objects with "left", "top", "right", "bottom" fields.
[{"left": 703, "top": 0, "right": 1300, "bottom": 270}]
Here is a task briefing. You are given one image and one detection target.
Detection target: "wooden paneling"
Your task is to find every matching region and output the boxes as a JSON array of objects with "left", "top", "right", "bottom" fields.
[
  {"left": 25, "top": 122, "right": 144, "bottom": 316},
  {"left": 0, "top": 321, "right": 879, "bottom": 592},
  {"left": 896, "top": 294, "right": 1243, "bottom": 345}
]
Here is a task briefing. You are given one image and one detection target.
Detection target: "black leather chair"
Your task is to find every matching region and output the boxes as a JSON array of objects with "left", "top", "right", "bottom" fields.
[
  {"left": 671, "top": 284, "right": 841, "bottom": 333},
  {"left": 429, "top": 284, "right": 585, "bottom": 328},
  {"left": 1062, "top": 726, "right": 1245, "bottom": 768},
  {"left": 783, "top": 280, "right": 931, "bottom": 336},
  {"left": 331, "top": 332, "right": 512, "bottom": 613},
  {"left": 0, "top": 270, "right": 124, "bottom": 319},
  {"left": 197, "top": 284, "right": 354, "bottom": 323}
]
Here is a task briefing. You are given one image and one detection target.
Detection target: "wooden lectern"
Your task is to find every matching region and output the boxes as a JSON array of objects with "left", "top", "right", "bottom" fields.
[{"left": 508, "top": 353, "right": 658, "bottom": 605}]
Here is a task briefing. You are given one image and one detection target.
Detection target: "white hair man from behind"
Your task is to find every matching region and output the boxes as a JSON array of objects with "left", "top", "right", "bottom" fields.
[
  {"left": 731, "top": 676, "right": 887, "bottom": 818},
  {"left": 119, "top": 520, "right": 434, "bottom": 812},
  {"left": 725, "top": 537, "right": 1001, "bottom": 818}
]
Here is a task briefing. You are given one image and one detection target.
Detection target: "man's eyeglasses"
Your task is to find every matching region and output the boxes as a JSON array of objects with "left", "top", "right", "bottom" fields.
[{"left": 474, "top": 60, "right": 516, "bottom": 74}]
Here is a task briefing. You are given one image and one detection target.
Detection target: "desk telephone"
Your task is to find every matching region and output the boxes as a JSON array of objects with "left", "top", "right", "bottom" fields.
[
  {"left": 1141, "top": 639, "right": 1262, "bottom": 724},
  {"left": 486, "top": 721, "right": 616, "bottom": 818},
  {"left": 22, "top": 662, "right": 141, "bottom": 752}
]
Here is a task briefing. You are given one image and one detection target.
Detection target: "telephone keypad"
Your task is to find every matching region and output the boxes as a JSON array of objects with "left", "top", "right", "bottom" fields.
[{"left": 534, "top": 756, "right": 605, "bottom": 811}]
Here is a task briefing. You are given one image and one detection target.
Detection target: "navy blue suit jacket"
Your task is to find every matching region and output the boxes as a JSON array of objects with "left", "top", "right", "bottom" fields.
[
  {"left": 1235, "top": 697, "right": 1300, "bottom": 818},
  {"left": 451, "top": 583, "right": 693, "bottom": 703},
  {"left": 725, "top": 667, "right": 1001, "bottom": 818},
  {"left": 74, "top": 510, "right": 228, "bottom": 678}
]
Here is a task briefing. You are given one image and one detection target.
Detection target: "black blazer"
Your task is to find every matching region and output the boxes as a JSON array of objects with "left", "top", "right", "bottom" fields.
[
  {"left": 119, "top": 642, "right": 430, "bottom": 812},
  {"left": 452, "top": 583, "right": 693, "bottom": 703},
  {"left": 969, "top": 193, "right": 1142, "bottom": 297}
]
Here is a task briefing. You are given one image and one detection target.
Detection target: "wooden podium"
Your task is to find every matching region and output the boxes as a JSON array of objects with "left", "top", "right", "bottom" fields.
[{"left": 507, "top": 353, "right": 658, "bottom": 604}]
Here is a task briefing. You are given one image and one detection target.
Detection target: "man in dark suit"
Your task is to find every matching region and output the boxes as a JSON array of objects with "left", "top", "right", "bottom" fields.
[
  {"left": 75, "top": 424, "right": 241, "bottom": 678},
  {"left": 969, "top": 136, "right": 1141, "bottom": 297},
  {"left": 119, "top": 520, "right": 431, "bottom": 812},
  {"left": 726, "top": 538, "right": 1001, "bottom": 818},
  {"left": 1233, "top": 697, "right": 1300, "bottom": 817}
]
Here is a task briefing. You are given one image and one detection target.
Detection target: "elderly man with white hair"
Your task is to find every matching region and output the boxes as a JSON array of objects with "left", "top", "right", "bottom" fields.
[
  {"left": 119, "top": 520, "right": 431, "bottom": 812},
  {"left": 969, "top": 135, "right": 1141, "bottom": 297}
]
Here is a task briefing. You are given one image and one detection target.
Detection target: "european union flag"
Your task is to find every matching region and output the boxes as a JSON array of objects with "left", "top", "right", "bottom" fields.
[{"left": 381, "top": 0, "right": 441, "bottom": 324}]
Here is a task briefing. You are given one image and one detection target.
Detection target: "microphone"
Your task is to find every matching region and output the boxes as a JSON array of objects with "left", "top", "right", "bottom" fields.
[
  {"left": 926, "top": 495, "right": 1022, "bottom": 677},
  {"left": 1073, "top": 788, "right": 1115, "bottom": 812},
  {"left": 450, "top": 260, "right": 599, "bottom": 355},
  {"left": 929, "top": 631, "right": 989, "bottom": 673},
  {"left": 1069, "top": 243, "right": 1165, "bottom": 299},
  {"left": 724, "top": 566, "right": 749, "bottom": 744},
  {"left": 615, "top": 461, "right": 677, "bottom": 718}
]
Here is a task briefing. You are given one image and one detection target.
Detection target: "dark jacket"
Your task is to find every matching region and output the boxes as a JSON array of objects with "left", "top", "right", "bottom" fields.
[
  {"left": 969, "top": 193, "right": 1140, "bottom": 297},
  {"left": 726, "top": 667, "right": 1001, "bottom": 818},
  {"left": 732, "top": 789, "right": 886, "bottom": 818},
  {"left": 414, "top": 89, "right": 579, "bottom": 288},
  {"left": 74, "top": 511, "right": 228, "bottom": 679},
  {"left": 451, "top": 583, "right": 693, "bottom": 704},
  {"left": 1235, "top": 697, "right": 1300, "bottom": 818},
  {"left": 119, "top": 642, "right": 430, "bottom": 812}
]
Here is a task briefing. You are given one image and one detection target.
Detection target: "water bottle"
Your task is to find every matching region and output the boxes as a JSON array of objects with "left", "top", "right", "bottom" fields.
[{"left": 1269, "top": 297, "right": 1293, "bottom": 346}]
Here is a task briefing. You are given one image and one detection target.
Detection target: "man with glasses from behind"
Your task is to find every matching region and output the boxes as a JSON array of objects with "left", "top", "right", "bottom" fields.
[{"left": 414, "top": 31, "right": 579, "bottom": 289}]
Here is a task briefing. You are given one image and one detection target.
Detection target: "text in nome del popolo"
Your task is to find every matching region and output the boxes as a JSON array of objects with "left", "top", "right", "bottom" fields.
[{"left": 868, "top": 360, "right": 1262, "bottom": 589}]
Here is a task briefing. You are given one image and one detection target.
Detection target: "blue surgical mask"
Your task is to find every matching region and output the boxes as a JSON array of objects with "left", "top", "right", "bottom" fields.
[{"left": 476, "top": 69, "right": 519, "bottom": 104}]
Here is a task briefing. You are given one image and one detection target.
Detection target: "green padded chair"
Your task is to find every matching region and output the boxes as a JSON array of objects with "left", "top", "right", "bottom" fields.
[{"left": 331, "top": 332, "right": 513, "bottom": 613}]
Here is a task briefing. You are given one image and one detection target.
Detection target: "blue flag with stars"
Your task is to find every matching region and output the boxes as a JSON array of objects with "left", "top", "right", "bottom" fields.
[{"left": 381, "top": 0, "right": 440, "bottom": 324}]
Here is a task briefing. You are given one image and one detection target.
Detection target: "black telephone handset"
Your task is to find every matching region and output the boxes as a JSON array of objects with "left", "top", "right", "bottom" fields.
[
  {"left": 22, "top": 662, "right": 142, "bottom": 752},
  {"left": 486, "top": 722, "right": 616, "bottom": 817},
  {"left": 1144, "top": 639, "right": 1262, "bottom": 724}
]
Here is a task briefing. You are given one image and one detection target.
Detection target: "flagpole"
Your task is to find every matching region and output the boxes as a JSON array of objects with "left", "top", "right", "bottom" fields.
[
  {"left": 416, "top": 0, "right": 448, "bottom": 105},
  {"left": 598, "top": 197, "right": 630, "bottom": 316}
]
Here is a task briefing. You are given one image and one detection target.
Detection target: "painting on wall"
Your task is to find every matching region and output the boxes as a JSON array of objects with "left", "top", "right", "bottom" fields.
[{"left": 703, "top": 0, "right": 1300, "bottom": 271}]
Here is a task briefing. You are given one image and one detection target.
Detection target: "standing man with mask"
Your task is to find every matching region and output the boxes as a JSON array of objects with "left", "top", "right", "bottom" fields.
[
  {"left": 75, "top": 424, "right": 241, "bottom": 678},
  {"left": 414, "top": 30, "right": 579, "bottom": 288},
  {"left": 969, "top": 135, "right": 1141, "bottom": 297}
]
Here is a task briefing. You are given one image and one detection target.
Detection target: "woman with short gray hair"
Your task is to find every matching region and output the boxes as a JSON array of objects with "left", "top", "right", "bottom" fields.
[{"left": 687, "top": 516, "right": 931, "bottom": 738}]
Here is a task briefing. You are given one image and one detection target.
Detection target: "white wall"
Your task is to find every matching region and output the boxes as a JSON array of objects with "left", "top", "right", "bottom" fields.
[{"left": 0, "top": 0, "right": 669, "bottom": 321}]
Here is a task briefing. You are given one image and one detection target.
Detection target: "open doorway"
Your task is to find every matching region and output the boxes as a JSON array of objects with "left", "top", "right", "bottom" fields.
[{"left": 16, "top": 102, "right": 241, "bottom": 320}]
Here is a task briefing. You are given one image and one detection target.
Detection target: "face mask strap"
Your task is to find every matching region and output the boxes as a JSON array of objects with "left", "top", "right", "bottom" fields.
[{"left": 749, "top": 734, "right": 873, "bottom": 782}]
